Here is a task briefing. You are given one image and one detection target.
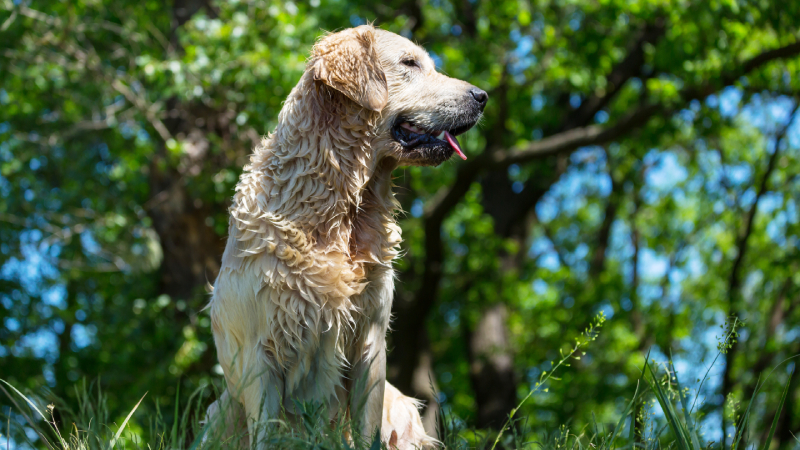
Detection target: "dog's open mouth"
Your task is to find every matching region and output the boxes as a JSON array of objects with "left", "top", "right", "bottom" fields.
[{"left": 391, "top": 120, "right": 471, "bottom": 161}]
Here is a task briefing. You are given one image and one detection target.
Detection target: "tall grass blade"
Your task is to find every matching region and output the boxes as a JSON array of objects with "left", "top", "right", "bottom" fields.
[
  {"left": 669, "top": 351, "right": 701, "bottom": 450},
  {"left": 180, "top": 385, "right": 206, "bottom": 446},
  {"left": 0, "top": 379, "right": 48, "bottom": 423},
  {"left": 0, "top": 380, "right": 56, "bottom": 450},
  {"left": 644, "top": 362, "right": 690, "bottom": 450},
  {"left": 732, "top": 355, "right": 799, "bottom": 450},
  {"left": 734, "top": 373, "right": 773, "bottom": 450},
  {"left": 760, "top": 368, "right": 793, "bottom": 450},
  {"left": 171, "top": 382, "right": 180, "bottom": 446},
  {"left": 606, "top": 381, "right": 640, "bottom": 449},
  {"left": 628, "top": 350, "right": 652, "bottom": 447},
  {"left": 628, "top": 412, "right": 636, "bottom": 446},
  {"left": 369, "top": 431, "right": 382, "bottom": 450},
  {"left": 187, "top": 422, "right": 210, "bottom": 450},
  {"left": 110, "top": 392, "right": 147, "bottom": 449}
]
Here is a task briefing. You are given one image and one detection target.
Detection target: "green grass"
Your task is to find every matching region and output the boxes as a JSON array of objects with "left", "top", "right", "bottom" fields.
[
  {"left": 2, "top": 315, "right": 797, "bottom": 450},
  {"left": 0, "top": 378, "right": 388, "bottom": 450}
]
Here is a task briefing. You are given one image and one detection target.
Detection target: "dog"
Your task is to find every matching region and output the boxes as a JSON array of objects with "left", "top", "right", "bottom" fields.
[
  {"left": 202, "top": 382, "right": 438, "bottom": 449},
  {"left": 381, "top": 382, "right": 438, "bottom": 449},
  {"left": 208, "top": 24, "right": 486, "bottom": 446}
]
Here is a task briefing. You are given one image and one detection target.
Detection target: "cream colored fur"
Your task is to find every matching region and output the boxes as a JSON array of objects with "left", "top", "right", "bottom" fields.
[
  {"left": 208, "top": 25, "right": 482, "bottom": 447},
  {"left": 381, "top": 382, "right": 439, "bottom": 449}
]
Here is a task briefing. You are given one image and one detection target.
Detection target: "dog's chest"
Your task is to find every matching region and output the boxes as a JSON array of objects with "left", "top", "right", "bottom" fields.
[{"left": 270, "top": 261, "right": 395, "bottom": 405}]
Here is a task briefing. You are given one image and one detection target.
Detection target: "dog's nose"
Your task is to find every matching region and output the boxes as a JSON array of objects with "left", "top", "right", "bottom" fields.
[{"left": 470, "top": 88, "right": 488, "bottom": 109}]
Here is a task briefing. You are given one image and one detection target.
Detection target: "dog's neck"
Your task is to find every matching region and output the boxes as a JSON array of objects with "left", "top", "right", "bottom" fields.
[{"left": 231, "top": 72, "right": 401, "bottom": 268}]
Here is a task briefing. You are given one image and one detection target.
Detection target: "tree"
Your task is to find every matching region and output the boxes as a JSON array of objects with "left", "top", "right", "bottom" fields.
[{"left": 2, "top": 0, "right": 800, "bottom": 446}]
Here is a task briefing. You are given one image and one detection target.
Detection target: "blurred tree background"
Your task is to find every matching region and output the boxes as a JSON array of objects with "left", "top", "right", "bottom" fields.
[{"left": 2, "top": 0, "right": 800, "bottom": 447}]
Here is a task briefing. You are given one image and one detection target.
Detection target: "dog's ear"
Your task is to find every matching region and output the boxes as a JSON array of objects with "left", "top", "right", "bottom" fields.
[{"left": 311, "top": 26, "right": 388, "bottom": 112}]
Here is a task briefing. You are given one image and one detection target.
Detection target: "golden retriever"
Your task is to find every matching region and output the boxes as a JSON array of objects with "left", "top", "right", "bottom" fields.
[{"left": 208, "top": 24, "right": 486, "bottom": 447}]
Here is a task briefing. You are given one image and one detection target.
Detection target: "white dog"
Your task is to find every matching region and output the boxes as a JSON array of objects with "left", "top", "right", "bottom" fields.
[{"left": 208, "top": 25, "right": 486, "bottom": 446}]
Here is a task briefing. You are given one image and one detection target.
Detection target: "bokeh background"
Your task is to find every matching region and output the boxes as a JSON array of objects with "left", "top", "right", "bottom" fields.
[{"left": 2, "top": 0, "right": 800, "bottom": 447}]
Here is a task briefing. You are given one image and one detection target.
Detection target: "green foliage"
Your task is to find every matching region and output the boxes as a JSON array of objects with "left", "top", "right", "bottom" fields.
[
  {"left": 490, "top": 312, "right": 606, "bottom": 450},
  {"left": 2, "top": 0, "right": 800, "bottom": 448},
  {"left": 1, "top": 379, "right": 384, "bottom": 450},
  {"left": 2, "top": 333, "right": 794, "bottom": 450}
]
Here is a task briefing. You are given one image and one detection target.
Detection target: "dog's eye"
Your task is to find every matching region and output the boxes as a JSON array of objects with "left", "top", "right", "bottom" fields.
[{"left": 401, "top": 58, "right": 419, "bottom": 69}]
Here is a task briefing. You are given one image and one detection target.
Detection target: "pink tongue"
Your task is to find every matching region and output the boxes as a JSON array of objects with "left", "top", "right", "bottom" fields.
[{"left": 445, "top": 131, "right": 467, "bottom": 160}]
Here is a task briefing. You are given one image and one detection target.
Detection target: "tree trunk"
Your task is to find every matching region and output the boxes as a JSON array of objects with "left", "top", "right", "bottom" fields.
[
  {"left": 146, "top": 159, "right": 224, "bottom": 302},
  {"left": 467, "top": 303, "right": 516, "bottom": 429},
  {"left": 411, "top": 346, "right": 441, "bottom": 439},
  {"left": 462, "top": 165, "right": 555, "bottom": 430}
]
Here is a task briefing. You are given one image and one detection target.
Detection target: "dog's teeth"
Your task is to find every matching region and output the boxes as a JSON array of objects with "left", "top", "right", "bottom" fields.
[
  {"left": 401, "top": 122, "right": 425, "bottom": 134},
  {"left": 400, "top": 122, "right": 438, "bottom": 135}
]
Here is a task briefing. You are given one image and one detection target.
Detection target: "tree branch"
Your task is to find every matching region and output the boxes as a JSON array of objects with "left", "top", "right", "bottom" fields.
[
  {"left": 727, "top": 101, "right": 799, "bottom": 307},
  {"left": 425, "top": 38, "right": 800, "bottom": 222},
  {"left": 501, "top": 103, "right": 662, "bottom": 164},
  {"left": 721, "top": 99, "right": 800, "bottom": 447},
  {"left": 563, "top": 17, "right": 667, "bottom": 130},
  {"left": 407, "top": 39, "right": 800, "bottom": 379},
  {"left": 589, "top": 152, "right": 622, "bottom": 276},
  {"left": 684, "top": 41, "right": 800, "bottom": 99}
]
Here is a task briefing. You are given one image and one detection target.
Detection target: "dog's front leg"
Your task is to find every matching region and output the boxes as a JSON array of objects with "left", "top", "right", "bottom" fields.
[
  {"left": 214, "top": 326, "right": 284, "bottom": 449},
  {"left": 349, "top": 328, "right": 387, "bottom": 441},
  {"left": 211, "top": 262, "right": 286, "bottom": 449},
  {"left": 348, "top": 266, "right": 393, "bottom": 442},
  {"left": 241, "top": 366, "right": 283, "bottom": 448}
]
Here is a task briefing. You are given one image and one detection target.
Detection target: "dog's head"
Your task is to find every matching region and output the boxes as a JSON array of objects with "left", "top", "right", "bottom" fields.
[{"left": 310, "top": 25, "right": 487, "bottom": 167}]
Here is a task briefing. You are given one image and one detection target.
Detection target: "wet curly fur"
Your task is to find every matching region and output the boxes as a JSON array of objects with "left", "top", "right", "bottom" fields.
[{"left": 208, "top": 25, "right": 484, "bottom": 448}]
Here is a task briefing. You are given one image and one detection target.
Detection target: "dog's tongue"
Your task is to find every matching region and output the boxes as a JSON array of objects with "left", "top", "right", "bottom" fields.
[{"left": 445, "top": 131, "right": 467, "bottom": 160}]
